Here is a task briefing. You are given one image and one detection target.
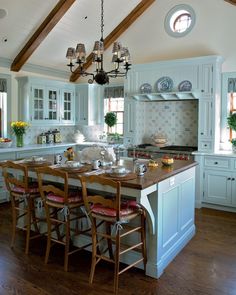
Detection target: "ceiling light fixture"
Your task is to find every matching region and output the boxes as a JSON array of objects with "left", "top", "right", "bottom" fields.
[{"left": 66, "top": 0, "right": 131, "bottom": 85}]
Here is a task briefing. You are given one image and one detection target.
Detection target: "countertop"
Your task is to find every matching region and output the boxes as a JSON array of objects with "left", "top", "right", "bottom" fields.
[
  {"left": 111, "top": 159, "right": 198, "bottom": 190},
  {"left": 0, "top": 142, "right": 77, "bottom": 153}
]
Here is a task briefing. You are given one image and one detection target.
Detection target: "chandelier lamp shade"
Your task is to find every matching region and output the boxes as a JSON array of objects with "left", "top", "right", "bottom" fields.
[{"left": 66, "top": 0, "right": 131, "bottom": 85}]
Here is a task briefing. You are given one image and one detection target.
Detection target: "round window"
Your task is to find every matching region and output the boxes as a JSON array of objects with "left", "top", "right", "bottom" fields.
[{"left": 164, "top": 4, "right": 196, "bottom": 38}]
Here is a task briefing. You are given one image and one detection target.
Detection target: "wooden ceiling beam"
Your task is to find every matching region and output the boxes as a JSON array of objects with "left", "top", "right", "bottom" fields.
[
  {"left": 11, "top": 0, "right": 76, "bottom": 72},
  {"left": 69, "top": 0, "right": 155, "bottom": 82},
  {"left": 224, "top": 0, "right": 236, "bottom": 5}
]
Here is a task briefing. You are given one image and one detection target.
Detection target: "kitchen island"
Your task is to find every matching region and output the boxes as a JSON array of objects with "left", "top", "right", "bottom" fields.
[
  {"left": 51, "top": 158, "right": 197, "bottom": 279},
  {"left": 2, "top": 157, "right": 197, "bottom": 279}
]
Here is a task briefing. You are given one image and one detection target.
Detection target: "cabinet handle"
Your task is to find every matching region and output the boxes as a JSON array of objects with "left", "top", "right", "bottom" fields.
[
  {"left": 214, "top": 162, "right": 218, "bottom": 165},
  {"left": 228, "top": 177, "right": 231, "bottom": 180},
  {"left": 232, "top": 178, "right": 235, "bottom": 181}
]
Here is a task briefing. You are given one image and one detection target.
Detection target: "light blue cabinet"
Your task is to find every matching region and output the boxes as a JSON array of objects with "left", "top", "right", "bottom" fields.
[
  {"left": 75, "top": 84, "right": 103, "bottom": 126},
  {"left": 17, "top": 77, "right": 75, "bottom": 126}
]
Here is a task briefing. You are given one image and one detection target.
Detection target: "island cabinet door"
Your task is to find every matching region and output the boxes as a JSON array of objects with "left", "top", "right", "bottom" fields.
[
  {"left": 157, "top": 167, "right": 195, "bottom": 259},
  {"left": 230, "top": 173, "right": 236, "bottom": 206},
  {"left": 203, "top": 170, "right": 232, "bottom": 206}
]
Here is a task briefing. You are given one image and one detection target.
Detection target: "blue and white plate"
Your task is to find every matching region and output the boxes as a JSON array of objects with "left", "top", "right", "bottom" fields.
[
  {"left": 178, "top": 80, "right": 192, "bottom": 92},
  {"left": 140, "top": 83, "right": 152, "bottom": 94},
  {"left": 156, "top": 77, "right": 173, "bottom": 92}
]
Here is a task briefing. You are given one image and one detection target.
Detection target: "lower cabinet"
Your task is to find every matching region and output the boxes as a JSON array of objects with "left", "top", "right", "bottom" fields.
[
  {"left": 0, "top": 152, "right": 16, "bottom": 203},
  {"left": 202, "top": 155, "right": 236, "bottom": 208}
]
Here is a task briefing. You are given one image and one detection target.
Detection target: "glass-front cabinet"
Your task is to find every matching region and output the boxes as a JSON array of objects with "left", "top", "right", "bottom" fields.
[
  {"left": 61, "top": 89, "right": 74, "bottom": 125},
  {"left": 17, "top": 77, "right": 75, "bottom": 126}
]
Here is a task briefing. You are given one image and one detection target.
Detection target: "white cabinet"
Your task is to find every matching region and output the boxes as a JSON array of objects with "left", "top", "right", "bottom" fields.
[
  {"left": 204, "top": 170, "right": 232, "bottom": 206},
  {"left": 123, "top": 98, "right": 136, "bottom": 145},
  {"left": 202, "top": 155, "right": 236, "bottom": 208},
  {"left": 75, "top": 84, "right": 103, "bottom": 126},
  {"left": 198, "top": 99, "right": 213, "bottom": 151},
  {"left": 61, "top": 88, "right": 75, "bottom": 125},
  {"left": 0, "top": 152, "right": 16, "bottom": 203},
  {"left": 17, "top": 77, "right": 75, "bottom": 126}
]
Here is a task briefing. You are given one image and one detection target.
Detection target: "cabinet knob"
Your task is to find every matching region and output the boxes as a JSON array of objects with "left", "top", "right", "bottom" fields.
[
  {"left": 201, "top": 89, "right": 204, "bottom": 93},
  {"left": 204, "top": 144, "right": 207, "bottom": 147},
  {"left": 200, "top": 132, "right": 204, "bottom": 135},
  {"left": 228, "top": 177, "right": 231, "bottom": 180},
  {"left": 232, "top": 178, "right": 235, "bottom": 181},
  {"left": 214, "top": 162, "right": 218, "bottom": 165}
]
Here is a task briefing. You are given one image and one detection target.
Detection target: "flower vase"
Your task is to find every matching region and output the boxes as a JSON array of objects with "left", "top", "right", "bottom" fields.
[{"left": 16, "top": 134, "right": 24, "bottom": 147}]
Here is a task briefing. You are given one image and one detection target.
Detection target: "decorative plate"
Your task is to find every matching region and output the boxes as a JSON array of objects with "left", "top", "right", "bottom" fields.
[
  {"left": 156, "top": 77, "right": 173, "bottom": 92},
  {"left": 178, "top": 80, "right": 192, "bottom": 92},
  {"left": 140, "top": 83, "right": 152, "bottom": 94}
]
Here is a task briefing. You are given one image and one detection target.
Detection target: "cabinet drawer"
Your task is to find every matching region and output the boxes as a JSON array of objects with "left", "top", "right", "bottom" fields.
[
  {"left": 199, "top": 141, "right": 212, "bottom": 151},
  {"left": 204, "top": 157, "right": 230, "bottom": 169}
]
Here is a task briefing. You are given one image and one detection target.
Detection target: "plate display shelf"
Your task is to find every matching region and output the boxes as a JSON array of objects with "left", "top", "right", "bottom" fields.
[{"left": 131, "top": 91, "right": 201, "bottom": 101}]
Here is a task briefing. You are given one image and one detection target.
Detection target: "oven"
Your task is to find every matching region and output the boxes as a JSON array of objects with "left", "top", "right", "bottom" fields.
[{"left": 127, "top": 145, "right": 197, "bottom": 161}]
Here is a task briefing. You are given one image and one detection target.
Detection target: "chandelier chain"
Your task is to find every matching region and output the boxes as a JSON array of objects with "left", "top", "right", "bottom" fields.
[{"left": 101, "top": 0, "right": 104, "bottom": 41}]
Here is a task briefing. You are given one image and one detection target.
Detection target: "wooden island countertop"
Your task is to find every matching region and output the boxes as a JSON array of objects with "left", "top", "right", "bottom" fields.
[{"left": 104, "top": 158, "right": 198, "bottom": 190}]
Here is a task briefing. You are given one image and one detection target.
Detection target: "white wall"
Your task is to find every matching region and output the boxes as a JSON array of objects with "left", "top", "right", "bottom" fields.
[{"left": 97, "top": 0, "right": 236, "bottom": 75}]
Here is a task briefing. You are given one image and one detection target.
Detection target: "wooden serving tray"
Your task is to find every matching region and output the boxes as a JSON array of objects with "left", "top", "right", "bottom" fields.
[{"left": 103, "top": 172, "right": 137, "bottom": 181}]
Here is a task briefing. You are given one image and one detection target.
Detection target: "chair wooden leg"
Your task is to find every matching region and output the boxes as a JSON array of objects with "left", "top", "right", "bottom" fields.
[
  {"left": 114, "top": 230, "right": 121, "bottom": 295},
  {"left": 45, "top": 205, "right": 51, "bottom": 265},
  {"left": 64, "top": 216, "right": 70, "bottom": 272},
  {"left": 89, "top": 218, "right": 97, "bottom": 284},
  {"left": 10, "top": 196, "right": 17, "bottom": 249},
  {"left": 25, "top": 197, "right": 32, "bottom": 255},
  {"left": 141, "top": 213, "right": 147, "bottom": 269}
]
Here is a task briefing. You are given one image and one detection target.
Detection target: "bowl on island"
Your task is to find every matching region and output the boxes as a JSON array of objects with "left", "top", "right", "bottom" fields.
[{"left": 0, "top": 138, "right": 12, "bottom": 148}]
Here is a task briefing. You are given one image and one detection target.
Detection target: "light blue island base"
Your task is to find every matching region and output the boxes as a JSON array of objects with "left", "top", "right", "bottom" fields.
[{"left": 74, "top": 166, "right": 196, "bottom": 279}]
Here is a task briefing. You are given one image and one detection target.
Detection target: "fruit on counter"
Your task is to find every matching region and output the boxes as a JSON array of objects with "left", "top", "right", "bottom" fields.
[
  {"left": 148, "top": 159, "right": 158, "bottom": 167},
  {"left": 0, "top": 137, "right": 12, "bottom": 142},
  {"left": 161, "top": 155, "right": 174, "bottom": 165}
]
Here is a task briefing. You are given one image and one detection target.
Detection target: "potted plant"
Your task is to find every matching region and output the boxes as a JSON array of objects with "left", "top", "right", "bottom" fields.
[
  {"left": 227, "top": 112, "right": 236, "bottom": 152},
  {"left": 104, "top": 112, "right": 118, "bottom": 142}
]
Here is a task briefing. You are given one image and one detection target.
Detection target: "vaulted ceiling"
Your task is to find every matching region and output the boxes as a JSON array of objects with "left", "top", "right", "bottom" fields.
[{"left": 0, "top": 0, "right": 154, "bottom": 81}]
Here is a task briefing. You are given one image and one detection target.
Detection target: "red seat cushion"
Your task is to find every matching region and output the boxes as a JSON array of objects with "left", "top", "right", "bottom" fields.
[
  {"left": 12, "top": 182, "right": 39, "bottom": 194},
  {"left": 47, "top": 190, "right": 82, "bottom": 204},
  {"left": 91, "top": 200, "right": 141, "bottom": 217}
]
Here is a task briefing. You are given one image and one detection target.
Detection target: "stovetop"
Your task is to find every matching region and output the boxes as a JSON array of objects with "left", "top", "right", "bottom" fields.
[
  {"left": 159, "top": 145, "right": 198, "bottom": 152},
  {"left": 132, "top": 144, "right": 198, "bottom": 154}
]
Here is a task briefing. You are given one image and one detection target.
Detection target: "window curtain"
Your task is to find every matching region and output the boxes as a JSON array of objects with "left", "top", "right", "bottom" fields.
[
  {"left": 228, "top": 78, "right": 236, "bottom": 93},
  {"left": 0, "top": 79, "right": 7, "bottom": 93},
  {"left": 104, "top": 86, "right": 124, "bottom": 98}
]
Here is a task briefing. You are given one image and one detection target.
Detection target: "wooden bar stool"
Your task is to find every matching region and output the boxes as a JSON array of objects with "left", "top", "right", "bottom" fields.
[
  {"left": 2, "top": 161, "right": 44, "bottom": 254},
  {"left": 36, "top": 166, "right": 91, "bottom": 271},
  {"left": 79, "top": 175, "right": 147, "bottom": 295}
]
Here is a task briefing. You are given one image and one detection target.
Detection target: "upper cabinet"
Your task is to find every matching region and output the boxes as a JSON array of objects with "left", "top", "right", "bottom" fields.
[
  {"left": 75, "top": 84, "right": 103, "bottom": 126},
  {"left": 17, "top": 77, "right": 75, "bottom": 126}
]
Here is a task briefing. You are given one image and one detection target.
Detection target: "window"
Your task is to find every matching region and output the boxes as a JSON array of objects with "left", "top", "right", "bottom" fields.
[
  {"left": 165, "top": 4, "right": 196, "bottom": 38},
  {"left": 104, "top": 97, "right": 124, "bottom": 135},
  {"left": 229, "top": 92, "right": 236, "bottom": 140}
]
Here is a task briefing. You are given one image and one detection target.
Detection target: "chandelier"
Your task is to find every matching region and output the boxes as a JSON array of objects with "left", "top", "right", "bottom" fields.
[{"left": 66, "top": 0, "right": 131, "bottom": 85}]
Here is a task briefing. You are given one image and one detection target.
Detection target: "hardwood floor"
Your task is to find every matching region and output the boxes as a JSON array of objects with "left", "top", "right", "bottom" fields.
[{"left": 1, "top": 202, "right": 236, "bottom": 295}]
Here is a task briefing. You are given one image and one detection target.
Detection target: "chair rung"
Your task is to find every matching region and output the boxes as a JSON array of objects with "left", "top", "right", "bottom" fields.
[
  {"left": 118, "top": 258, "right": 144, "bottom": 275},
  {"left": 119, "top": 242, "right": 143, "bottom": 255},
  {"left": 95, "top": 254, "right": 114, "bottom": 264},
  {"left": 68, "top": 242, "right": 92, "bottom": 255},
  {"left": 120, "top": 225, "right": 142, "bottom": 237}
]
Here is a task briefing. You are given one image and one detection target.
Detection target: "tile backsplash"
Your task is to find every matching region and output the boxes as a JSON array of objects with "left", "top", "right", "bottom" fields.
[
  {"left": 23, "top": 125, "right": 104, "bottom": 145},
  {"left": 142, "top": 100, "right": 198, "bottom": 146}
]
